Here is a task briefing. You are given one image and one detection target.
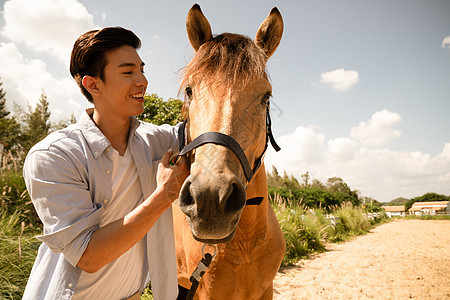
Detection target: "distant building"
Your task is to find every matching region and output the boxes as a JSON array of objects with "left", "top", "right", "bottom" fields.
[
  {"left": 381, "top": 206, "right": 406, "bottom": 218},
  {"left": 408, "top": 201, "right": 450, "bottom": 215}
]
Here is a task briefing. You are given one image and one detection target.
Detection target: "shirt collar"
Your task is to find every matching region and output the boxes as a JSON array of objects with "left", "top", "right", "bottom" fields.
[{"left": 78, "top": 108, "right": 141, "bottom": 159}]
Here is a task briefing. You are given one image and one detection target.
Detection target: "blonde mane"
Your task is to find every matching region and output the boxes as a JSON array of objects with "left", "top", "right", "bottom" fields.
[{"left": 180, "top": 33, "right": 268, "bottom": 116}]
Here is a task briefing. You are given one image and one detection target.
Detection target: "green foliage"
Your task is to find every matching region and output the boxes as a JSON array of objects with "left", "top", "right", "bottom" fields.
[
  {"left": 267, "top": 168, "right": 360, "bottom": 209},
  {"left": 405, "top": 214, "right": 450, "bottom": 220},
  {"left": 0, "top": 210, "right": 41, "bottom": 299},
  {"left": 140, "top": 285, "right": 154, "bottom": 300},
  {"left": 0, "top": 80, "right": 7, "bottom": 118},
  {"left": 138, "top": 94, "right": 183, "bottom": 125},
  {"left": 0, "top": 117, "right": 21, "bottom": 151},
  {"left": 404, "top": 192, "right": 449, "bottom": 211},
  {"left": 361, "top": 197, "right": 384, "bottom": 213},
  {"left": 0, "top": 83, "right": 22, "bottom": 150},
  {"left": 20, "top": 94, "right": 51, "bottom": 153},
  {"left": 270, "top": 193, "right": 388, "bottom": 265},
  {"left": 0, "top": 167, "right": 38, "bottom": 228},
  {"left": 0, "top": 80, "right": 74, "bottom": 153},
  {"left": 332, "top": 202, "right": 371, "bottom": 239},
  {"left": 412, "top": 192, "right": 449, "bottom": 202},
  {"left": 51, "top": 113, "right": 77, "bottom": 131},
  {"left": 272, "top": 200, "right": 327, "bottom": 264}
]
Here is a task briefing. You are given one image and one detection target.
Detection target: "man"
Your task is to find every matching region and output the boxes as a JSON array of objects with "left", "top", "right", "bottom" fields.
[{"left": 22, "top": 27, "right": 189, "bottom": 299}]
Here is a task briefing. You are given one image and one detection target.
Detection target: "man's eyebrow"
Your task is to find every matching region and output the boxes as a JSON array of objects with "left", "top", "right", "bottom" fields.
[{"left": 117, "top": 62, "right": 145, "bottom": 68}]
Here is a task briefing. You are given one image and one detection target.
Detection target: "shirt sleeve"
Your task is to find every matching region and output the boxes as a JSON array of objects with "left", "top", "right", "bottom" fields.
[
  {"left": 171, "top": 122, "right": 183, "bottom": 154},
  {"left": 24, "top": 148, "right": 103, "bottom": 268}
]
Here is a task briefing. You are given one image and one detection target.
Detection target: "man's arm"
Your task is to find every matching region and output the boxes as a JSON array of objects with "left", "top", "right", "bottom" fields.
[{"left": 77, "top": 149, "right": 189, "bottom": 273}]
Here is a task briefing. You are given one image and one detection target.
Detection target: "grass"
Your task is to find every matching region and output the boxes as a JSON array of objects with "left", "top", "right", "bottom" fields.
[
  {"left": 1, "top": 151, "right": 42, "bottom": 299},
  {"left": 404, "top": 214, "right": 450, "bottom": 220},
  {"left": 0, "top": 210, "right": 41, "bottom": 299},
  {"left": 270, "top": 193, "right": 389, "bottom": 265}
]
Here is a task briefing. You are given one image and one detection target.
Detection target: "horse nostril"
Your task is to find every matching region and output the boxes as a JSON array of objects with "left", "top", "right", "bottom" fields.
[
  {"left": 179, "top": 180, "right": 195, "bottom": 209},
  {"left": 224, "top": 182, "right": 246, "bottom": 214}
]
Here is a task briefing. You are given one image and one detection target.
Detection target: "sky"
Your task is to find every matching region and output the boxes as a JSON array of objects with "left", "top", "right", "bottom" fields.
[{"left": 0, "top": 0, "right": 449, "bottom": 202}]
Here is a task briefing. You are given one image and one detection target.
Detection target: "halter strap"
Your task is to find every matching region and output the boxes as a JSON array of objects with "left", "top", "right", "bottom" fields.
[
  {"left": 177, "top": 104, "right": 280, "bottom": 183},
  {"left": 180, "top": 131, "right": 254, "bottom": 181}
]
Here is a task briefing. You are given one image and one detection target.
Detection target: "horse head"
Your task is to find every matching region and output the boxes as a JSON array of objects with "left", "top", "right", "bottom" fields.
[{"left": 178, "top": 4, "right": 283, "bottom": 244}]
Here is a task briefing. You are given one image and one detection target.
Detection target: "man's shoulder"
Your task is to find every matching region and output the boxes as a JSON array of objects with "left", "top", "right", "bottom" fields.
[
  {"left": 28, "top": 124, "right": 84, "bottom": 155},
  {"left": 136, "top": 121, "right": 178, "bottom": 138}
]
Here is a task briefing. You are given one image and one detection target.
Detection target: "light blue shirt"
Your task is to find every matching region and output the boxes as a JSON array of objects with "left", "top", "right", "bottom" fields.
[{"left": 22, "top": 108, "right": 180, "bottom": 300}]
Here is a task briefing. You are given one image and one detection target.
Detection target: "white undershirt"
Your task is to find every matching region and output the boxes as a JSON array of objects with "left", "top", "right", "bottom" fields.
[{"left": 73, "top": 147, "right": 146, "bottom": 300}]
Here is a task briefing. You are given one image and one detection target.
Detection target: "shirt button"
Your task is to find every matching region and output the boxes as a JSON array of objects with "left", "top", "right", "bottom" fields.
[
  {"left": 68, "top": 283, "right": 73, "bottom": 289},
  {"left": 106, "top": 169, "right": 111, "bottom": 175},
  {"left": 106, "top": 147, "right": 111, "bottom": 152},
  {"left": 103, "top": 199, "right": 108, "bottom": 205},
  {"left": 94, "top": 151, "right": 99, "bottom": 156}
]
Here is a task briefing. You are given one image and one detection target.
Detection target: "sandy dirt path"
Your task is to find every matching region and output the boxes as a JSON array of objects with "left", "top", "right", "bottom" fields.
[{"left": 273, "top": 219, "right": 450, "bottom": 300}]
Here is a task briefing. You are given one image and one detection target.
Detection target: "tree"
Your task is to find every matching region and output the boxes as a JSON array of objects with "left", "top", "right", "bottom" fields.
[
  {"left": 326, "top": 177, "right": 351, "bottom": 194},
  {"left": 267, "top": 166, "right": 282, "bottom": 188},
  {"left": 21, "top": 93, "right": 51, "bottom": 153},
  {"left": 362, "top": 196, "right": 383, "bottom": 212},
  {"left": 137, "top": 94, "right": 183, "bottom": 125},
  {"left": 52, "top": 112, "right": 77, "bottom": 131},
  {"left": 301, "top": 171, "right": 310, "bottom": 187},
  {"left": 325, "top": 177, "right": 360, "bottom": 206},
  {"left": 0, "top": 81, "right": 21, "bottom": 149},
  {"left": 405, "top": 192, "right": 449, "bottom": 212},
  {"left": 0, "top": 81, "right": 8, "bottom": 118}
]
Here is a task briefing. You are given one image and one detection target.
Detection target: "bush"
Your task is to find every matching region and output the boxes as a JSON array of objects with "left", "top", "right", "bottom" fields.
[
  {"left": 270, "top": 195, "right": 388, "bottom": 265},
  {"left": 0, "top": 167, "right": 40, "bottom": 228},
  {"left": 271, "top": 195, "right": 328, "bottom": 264}
]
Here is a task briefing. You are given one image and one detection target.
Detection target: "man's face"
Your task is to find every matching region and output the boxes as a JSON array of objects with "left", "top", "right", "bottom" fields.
[{"left": 97, "top": 45, "right": 148, "bottom": 118}]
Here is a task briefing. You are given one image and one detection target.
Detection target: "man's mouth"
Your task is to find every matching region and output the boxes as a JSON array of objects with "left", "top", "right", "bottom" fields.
[{"left": 131, "top": 92, "right": 145, "bottom": 101}]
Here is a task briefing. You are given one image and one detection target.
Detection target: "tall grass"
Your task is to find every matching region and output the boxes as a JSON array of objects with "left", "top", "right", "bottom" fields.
[
  {"left": 270, "top": 193, "right": 388, "bottom": 265},
  {"left": 0, "top": 210, "right": 41, "bottom": 299},
  {"left": 1, "top": 151, "right": 41, "bottom": 299},
  {"left": 272, "top": 195, "right": 329, "bottom": 263}
]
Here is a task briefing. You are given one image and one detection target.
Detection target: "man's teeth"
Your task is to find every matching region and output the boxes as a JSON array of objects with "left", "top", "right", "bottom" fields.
[{"left": 132, "top": 93, "right": 144, "bottom": 98}]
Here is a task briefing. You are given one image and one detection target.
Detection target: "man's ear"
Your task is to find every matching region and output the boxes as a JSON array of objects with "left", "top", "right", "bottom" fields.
[{"left": 82, "top": 75, "right": 101, "bottom": 97}]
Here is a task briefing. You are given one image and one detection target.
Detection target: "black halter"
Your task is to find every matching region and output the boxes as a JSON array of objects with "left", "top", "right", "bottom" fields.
[{"left": 177, "top": 103, "right": 281, "bottom": 185}]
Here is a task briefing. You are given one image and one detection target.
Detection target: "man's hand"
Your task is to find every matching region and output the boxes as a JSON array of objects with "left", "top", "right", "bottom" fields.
[{"left": 156, "top": 149, "right": 189, "bottom": 202}]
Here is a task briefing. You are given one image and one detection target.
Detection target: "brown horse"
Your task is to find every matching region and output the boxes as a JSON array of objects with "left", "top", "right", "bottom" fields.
[{"left": 173, "top": 4, "right": 285, "bottom": 299}]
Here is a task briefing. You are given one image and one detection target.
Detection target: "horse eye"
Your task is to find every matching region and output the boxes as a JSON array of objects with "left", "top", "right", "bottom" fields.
[
  {"left": 185, "top": 86, "right": 193, "bottom": 99},
  {"left": 261, "top": 92, "right": 272, "bottom": 104}
]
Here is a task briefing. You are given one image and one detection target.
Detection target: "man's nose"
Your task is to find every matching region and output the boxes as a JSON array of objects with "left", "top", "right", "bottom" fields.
[{"left": 137, "top": 72, "right": 148, "bottom": 88}]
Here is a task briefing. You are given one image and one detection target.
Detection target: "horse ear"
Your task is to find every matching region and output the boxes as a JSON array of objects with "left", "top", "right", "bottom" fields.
[
  {"left": 186, "top": 4, "right": 213, "bottom": 51},
  {"left": 255, "top": 7, "right": 284, "bottom": 58}
]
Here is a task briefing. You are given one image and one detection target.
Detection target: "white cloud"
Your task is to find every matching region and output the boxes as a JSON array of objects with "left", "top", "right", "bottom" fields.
[
  {"left": 274, "top": 126, "right": 326, "bottom": 165},
  {"left": 0, "top": 42, "right": 86, "bottom": 121},
  {"left": 1, "top": 0, "right": 96, "bottom": 62},
  {"left": 327, "top": 137, "right": 359, "bottom": 162},
  {"left": 441, "top": 36, "right": 450, "bottom": 48},
  {"left": 265, "top": 112, "right": 450, "bottom": 203},
  {"left": 320, "top": 69, "right": 359, "bottom": 92},
  {"left": 350, "top": 109, "right": 402, "bottom": 147}
]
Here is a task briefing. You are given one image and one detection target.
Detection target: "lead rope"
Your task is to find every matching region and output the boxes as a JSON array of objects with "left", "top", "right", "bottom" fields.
[{"left": 186, "top": 244, "right": 218, "bottom": 300}]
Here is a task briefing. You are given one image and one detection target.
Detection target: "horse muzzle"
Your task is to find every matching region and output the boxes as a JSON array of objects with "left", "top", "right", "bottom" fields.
[{"left": 178, "top": 171, "right": 246, "bottom": 244}]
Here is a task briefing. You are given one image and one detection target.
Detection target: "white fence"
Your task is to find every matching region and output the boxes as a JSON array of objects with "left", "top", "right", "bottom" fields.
[{"left": 324, "top": 214, "right": 341, "bottom": 227}]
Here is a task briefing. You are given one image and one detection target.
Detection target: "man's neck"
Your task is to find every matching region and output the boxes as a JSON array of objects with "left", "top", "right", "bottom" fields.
[{"left": 92, "top": 109, "right": 131, "bottom": 156}]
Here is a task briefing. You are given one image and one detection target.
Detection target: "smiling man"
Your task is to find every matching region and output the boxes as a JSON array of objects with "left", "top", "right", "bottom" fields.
[{"left": 22, "top": 27, "right": 189, "bottom": 300}]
